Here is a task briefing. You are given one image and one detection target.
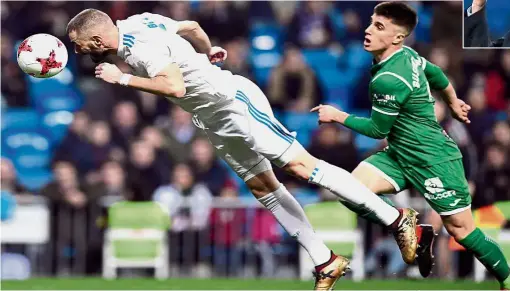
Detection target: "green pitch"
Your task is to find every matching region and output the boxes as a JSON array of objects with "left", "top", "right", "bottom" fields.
[{"left": 1, "top": 278, "right": 499, "bottom": 290}]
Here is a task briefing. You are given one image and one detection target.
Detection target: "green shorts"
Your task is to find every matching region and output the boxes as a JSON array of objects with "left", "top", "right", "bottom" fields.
[{"left": 363, "top": 150, "right": 471, "bottom": 216}]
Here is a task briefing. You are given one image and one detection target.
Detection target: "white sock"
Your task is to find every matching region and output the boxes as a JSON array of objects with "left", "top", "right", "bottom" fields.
[
  {"left": 309, "top": 160, "right": 399, "bottom": 226},
  {"left": 258, "top": 184, "right": 331, "bottom": 265}
]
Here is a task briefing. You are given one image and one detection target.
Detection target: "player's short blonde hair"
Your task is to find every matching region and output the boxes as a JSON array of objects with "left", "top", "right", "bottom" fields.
[{"left": 67, "top": 9, "right": 114, "bottom": 38}]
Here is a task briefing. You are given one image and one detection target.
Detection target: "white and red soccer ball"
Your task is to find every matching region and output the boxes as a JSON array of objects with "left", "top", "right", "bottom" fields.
[{"left": 17, "top": 33, "right": 68, "bottom": 78}]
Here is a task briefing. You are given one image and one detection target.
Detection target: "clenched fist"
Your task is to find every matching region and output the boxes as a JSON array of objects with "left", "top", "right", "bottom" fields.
[
  {"left": 95, "top": 63, "right": 122, "bottom": 84},
  {"left": 449, "top": 99, "right": 472, "bottom": 124},
  {"left": 209, "top": 46, "right": 227, "bottom": 64}
]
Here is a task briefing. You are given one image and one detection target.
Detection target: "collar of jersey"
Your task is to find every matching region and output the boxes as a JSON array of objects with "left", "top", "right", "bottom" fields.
[{"left": 371, "top": 47, "right": 404, "bottom": 74}]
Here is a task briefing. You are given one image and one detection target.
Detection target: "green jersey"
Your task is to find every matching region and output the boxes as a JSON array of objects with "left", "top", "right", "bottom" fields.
[{"left": 344, "top": 46, "right": 462, "bottom": 167}]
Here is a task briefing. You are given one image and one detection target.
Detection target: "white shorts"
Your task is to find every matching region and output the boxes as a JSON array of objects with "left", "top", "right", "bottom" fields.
[{"left": 199, "top": 75, "right": 305, "bottom": 182}]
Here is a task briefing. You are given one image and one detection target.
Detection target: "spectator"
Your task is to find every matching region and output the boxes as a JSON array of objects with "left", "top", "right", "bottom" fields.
[
  {"left": 434, "top": 100, "right": 478, "bottom": 181},
  {"left": 53, "top": 111, "right": 93, "bottom": 175},
  {"left": 153, "top": 163, "right": 213, "bottom": 231},
  {"left": 153, "top": 163, "right": 213, "bottom": 273},
  {"left": 41, "top": 161, "right": 87, "bottom": 208},
  {"left": 268, "top": 46, "right": 322, "bottom": 112},
  {"left": 154, "top": 1, "right": 191, "bottom": 21},
  {"left": 195, "top": 1, "right": 248, "bottom": 45},
  {"left": 111, "top": 101, "right": 142, "bottom": 152},
  {"left": 473, "top": 143, "right": 510, "bottom": 207},
  {"left": 222, "top": 39, "right": 254, "bottom": 81},
  {"left": 249, "top": 207, "right": 282, "bottom": 278},
  {"left": 1, "top": 32, "right": 28, "bottom": 107},
  {"left": 0, "top": 157, "right": 30, "bottom": 200},
  {"left": 466, "top": 87, "right": 494, "bottom": 153},
  {"left": 140, "top": 125, "right": 174, "bottom": 167},
  {"left": 127, "top": 140, "right": 167, "bottom": 201},
  {"left": 87, "top": 160, "right": 132, "bottom": 203},
  {"left": 485, "top": 51, "right": 510, "bottom": 111},
  {"left": 208, "top": 187, "right": 246, "bottom": 277},
  {"left": 307, "top": 124, "right": 359, "bottom": 172},
  {"left": 287, "top": 1, "right": 335, "bottom": 49},
  {"left": 156, "top": 106, "right": 200, "bottom": 163},
  {"left": 189, "top": 137, "right": 230, "bottom": 196},
  {"left": 85, "top": 121, "right": 120, "bottom": 183},
  {"left": 491, "top": 120, "right": 510, "bottom": 152}
]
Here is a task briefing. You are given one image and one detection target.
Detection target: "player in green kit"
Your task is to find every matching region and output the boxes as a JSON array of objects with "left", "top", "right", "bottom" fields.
[{"left": 312, "top": 2, "right": 510, "bottom": 289}]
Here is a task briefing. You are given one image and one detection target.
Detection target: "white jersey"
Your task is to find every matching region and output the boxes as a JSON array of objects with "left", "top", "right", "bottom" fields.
[{"left": 116, "top": 13, "right": 236, "bottom": 115}]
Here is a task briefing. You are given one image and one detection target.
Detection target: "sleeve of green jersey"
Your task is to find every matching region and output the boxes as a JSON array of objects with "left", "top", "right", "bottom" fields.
[
  {"left": 421, "top": 57, "right": 450, "bottom": 91},
  {"left": 343, "top": 73, "right": 411, "bottom": 139}
]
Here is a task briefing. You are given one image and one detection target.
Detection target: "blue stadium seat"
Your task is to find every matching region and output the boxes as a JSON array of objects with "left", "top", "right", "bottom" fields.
[
  {"left": 42, "top": 111, "right": 73, "bottom": 143},
  {"left": 1, "top": 129, "right": 53, "bottom": 172},
  {"left": 32, "top": 89, "right": 83, "bottom": 113},
  {"left": 1, "top": 109, "right": 40, "bottom": 131},
  {"left": 316, "top": 67, "right": 357, "bottom": 90},
  {"left": 253, "top": 67, "right": 274, "bottom": 88},
  {"left": 301, "top": 49, "right": 340, "bottom": 70},
  {"left": 343, "top": 42, "right": 373, "bottom": 69},
  {"left": 250, "top": 22, "right": 283, "bottom": 52},
  {"left": 26, "top": 67, "right": 75, "bottom": 97},
  {"left": 10, "top": 150, "right": 52, "bottom": 173},
  {"left": 283, "top": 112, "right": 319, "bottom": 132},
  {"left": 355, "top": 134, "right": 380, "bottom": 154},
  {"left": 17, "top": 170, "right": 54, "bottom": 191},
  {"left": 1, "top": 191, "right": 16, "bottom": 221},
  {"left": 2, "top": 128, "right": 52, "bottom": 151}
]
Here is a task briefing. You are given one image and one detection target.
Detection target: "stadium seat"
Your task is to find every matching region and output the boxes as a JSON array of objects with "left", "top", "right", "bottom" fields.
[
  {"left": 41, "top": 111, "right": 73, "bottom": 143},
  {"left": 299, "top": 202, "right": 365, "bottom": 281},
  {"left": 1, "top": 191, "right": 17, "bottom": 221},
  {"left": 301, "top": 49, "right": 340, "bottom": 71},
  {"left": 355, "top": 134, "right": 380, "bottom": 154},
  {"left": 250, "top": 22, "right": 283, "bottom": 52},
  {"left": 17, "top": 170, "right": 53, "bottom": 191},
  {"left": 103, "top": 201, "right": 171, "bottom": 279},
  {"left": 1, "top": 128, "right": 53, "bottom": 155},
  {"left": 343, "top": 42, "right": 373, "bottom": 69},
  {"left": 32, "top": 90, "right": 83, "bottom": 113},
  {"left": 1, "top": 109, "right": 40, "bottom": 131}
]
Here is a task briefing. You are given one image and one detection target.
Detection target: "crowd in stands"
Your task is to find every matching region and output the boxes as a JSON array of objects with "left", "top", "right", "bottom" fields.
[{"left": 1, "top": 0, "right": 509, "bottom": 278}]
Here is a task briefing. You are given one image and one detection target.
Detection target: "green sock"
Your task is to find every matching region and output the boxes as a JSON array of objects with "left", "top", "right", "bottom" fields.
[
  {"left": 458, "top": 228, "right": 510, "bottom": 285},
  {"left": 338, "top": 195, "right": 396, "bottom": 226}
]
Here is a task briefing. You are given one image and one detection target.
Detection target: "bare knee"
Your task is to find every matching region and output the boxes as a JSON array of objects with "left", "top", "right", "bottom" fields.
[
  {"left": 282, "top": 152, "right": 318, "bottom": 181},
  {"left": 245, "top": 171, "right": 281, "bottom": 199},
  {"left": 352, "top": 163, "right": 396, "bottom": 194},
  {"left": 442, "top": 209, "right": 476, "bottom": 241}
]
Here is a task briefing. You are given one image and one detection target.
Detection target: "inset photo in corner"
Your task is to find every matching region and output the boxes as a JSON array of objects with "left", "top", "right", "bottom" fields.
[{"left": 464, "top": 0, "right": 510, "bottom": 48}]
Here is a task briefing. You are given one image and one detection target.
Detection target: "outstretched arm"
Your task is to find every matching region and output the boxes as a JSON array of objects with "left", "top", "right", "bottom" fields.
[
  {"left": 311, "top": 74, "right": 410, "bottom": 139},
  {"left": 311, "top": 105, "right": 397, "bottom": 139}
]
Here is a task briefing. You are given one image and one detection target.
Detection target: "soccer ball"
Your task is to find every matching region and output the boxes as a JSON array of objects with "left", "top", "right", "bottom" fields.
[{"left": 17, "top": 33, "right": 68, "bottom": 78}]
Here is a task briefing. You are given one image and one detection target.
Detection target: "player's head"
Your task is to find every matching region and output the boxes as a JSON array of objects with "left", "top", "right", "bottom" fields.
[
  {"left": 364, "top": 2, "right": 418, "bottom": 53},
  {"left": 67, "top": 9, "right": 117, "bottom": 63}
]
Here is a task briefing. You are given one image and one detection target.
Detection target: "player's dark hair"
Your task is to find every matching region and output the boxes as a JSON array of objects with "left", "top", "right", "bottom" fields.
[{"left": 374, "top": 2, "right": 418, "bottom": 36}]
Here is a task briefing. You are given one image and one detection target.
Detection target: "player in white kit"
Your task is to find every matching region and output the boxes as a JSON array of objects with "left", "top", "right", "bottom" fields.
[{"left": 67, "top": 9, "right": 420, "bottom": 289}]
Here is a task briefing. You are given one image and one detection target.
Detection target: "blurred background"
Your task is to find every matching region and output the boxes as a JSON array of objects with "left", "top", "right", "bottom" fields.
[
  {"left": 464, "top": 0, "right": 510, "bottom": 41},
  {"left": 1, "top": 0, "right": 510, "bottom": 287}
]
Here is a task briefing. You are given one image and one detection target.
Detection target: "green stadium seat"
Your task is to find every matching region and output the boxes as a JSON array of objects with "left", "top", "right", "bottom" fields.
[
  {"left": 102, "top": 201, "right": 171, "bottom": 279},
  {"left": 299, "top": 201, "right": 365, "bottom": 281}
]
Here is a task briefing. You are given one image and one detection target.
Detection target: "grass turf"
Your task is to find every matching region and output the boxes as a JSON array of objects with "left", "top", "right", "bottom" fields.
[{"left": 0, "top": 278, "right": 500, "bottom": 290}]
